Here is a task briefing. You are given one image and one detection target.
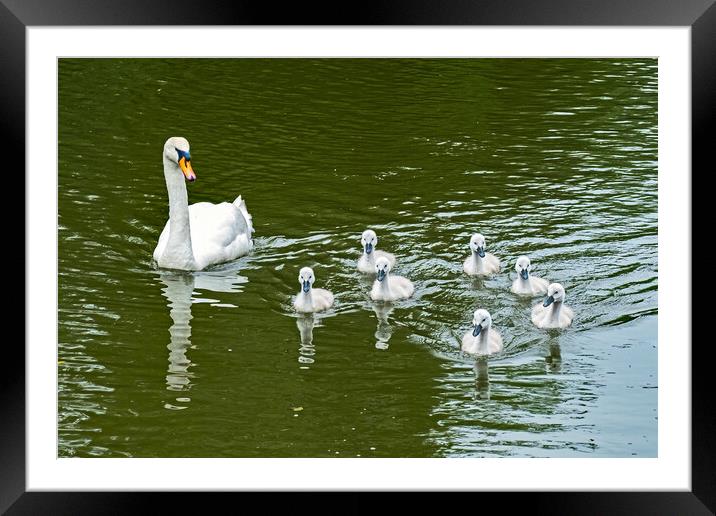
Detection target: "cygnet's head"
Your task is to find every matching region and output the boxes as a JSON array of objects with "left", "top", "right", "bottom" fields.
[
  {"left": 374, "top": 256, "right": 391, "bottom": 282},
  {"left": 163, "top": 136, "right": 196, "bottom": 182},
  {"left": 543, "top": 283, "right": 566, "bottom": 306},
  {"left": 361, "top": 229, "right": 378, "bottom": 255},
  {"left": 298, "top": 266, "right": 315, "bottom": 293},
  {"left": 515, "top": 255, "right": 531, "bottom": 280},
  {"left": 471, "top": 308, "right": 493, "bottom": 337},
  {"left": 469, "top": 233, "right": 486, "bottom": 258}
]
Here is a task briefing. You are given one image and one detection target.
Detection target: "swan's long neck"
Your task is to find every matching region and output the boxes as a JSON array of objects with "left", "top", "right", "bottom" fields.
[
  {"left": 297, "top": 290, "right": 313, "bottom": 310},
  {"left": 474, "top": 327, "right": 490, "bottom": 354},
  {"left": 362, "top": 250, "right": 376, "bottom": 264},
  {"left": 548, "top": 301, "right": 563, "bottom": 324},
  {"left": 162, "top": 156, "right": 196, "bottom": 269},
  {"left": 471, "top": 251, "right": 485, "bottom": 273},
  {"left": 378, "top": 273, "right": 392, "bottom": 296}
]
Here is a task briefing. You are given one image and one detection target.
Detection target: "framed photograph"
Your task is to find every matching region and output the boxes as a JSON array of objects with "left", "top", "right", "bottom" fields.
[{"left": 9, "top": 0, "right": 711, "bottom": 512}]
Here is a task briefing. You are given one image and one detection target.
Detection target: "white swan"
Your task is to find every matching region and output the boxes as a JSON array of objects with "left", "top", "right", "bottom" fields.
[
  {"left": 461, "top": 309, "right": 503, "bottom": 356},
  {"left": 357, "top": 229, "right": 396, "bottom": 274},
  {"left": 531, "top": 283, "right": 575, "bottom": 329},
  {"left": 370, "top": 256, "right": 414, "bottom": 301},
  {"left": 511, "top": 255, "right": 550, "bottom": 296},
  {"left": 463, "top": 233, "right": 500, "bottom": 276},
  {"left": 293, "top": 267, "right": 334, "bottom": 313},
  {"left": 153, "top": 137, "right": 254, "bottom": 271}
]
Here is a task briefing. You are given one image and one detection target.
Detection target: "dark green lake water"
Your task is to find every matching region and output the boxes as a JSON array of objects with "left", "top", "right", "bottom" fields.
[{"left": 58, "top": 58, "right": 657, "bottom": 458}]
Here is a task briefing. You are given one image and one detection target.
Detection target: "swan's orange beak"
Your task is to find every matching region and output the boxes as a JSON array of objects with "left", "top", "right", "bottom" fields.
[{"left": 179, "top": 157, "right": 196, "bottom": 182}]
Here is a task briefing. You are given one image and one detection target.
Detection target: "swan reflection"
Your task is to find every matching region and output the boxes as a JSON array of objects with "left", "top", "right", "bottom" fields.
[
  {"left": 545, "top": 339, "right": 562, "bottom": 373},
  {"left": 158, "top": 268, "right": 248, "bottom": 408},
  {"left": 473, "top": 357, "right": 491, "bottom": 400},
  {"left": 159, "top": 271, "right": 195, "bottom": 400},
  {"left": 373, "top": 303, "right": 394, "bottom": 350},
  {"left": 296, "top": 314, "right": 317, "bottom": 368}
]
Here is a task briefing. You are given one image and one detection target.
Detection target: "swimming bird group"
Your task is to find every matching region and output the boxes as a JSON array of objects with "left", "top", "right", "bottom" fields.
[
  {"left": 153, "top": 137, "right": 574, "bottom": 358},
  {"left": 460, "top": 241, "right": 575, "bottom": 354}
]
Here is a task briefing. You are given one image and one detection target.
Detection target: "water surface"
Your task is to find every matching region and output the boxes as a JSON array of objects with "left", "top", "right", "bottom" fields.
[{"left": 58, "top": 59, "right": 657, "bottom": 457}]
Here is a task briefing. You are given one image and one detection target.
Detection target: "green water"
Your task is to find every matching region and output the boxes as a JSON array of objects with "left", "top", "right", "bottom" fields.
[{"left": 58, "top": 58, "right": 657, "bottom": 458}]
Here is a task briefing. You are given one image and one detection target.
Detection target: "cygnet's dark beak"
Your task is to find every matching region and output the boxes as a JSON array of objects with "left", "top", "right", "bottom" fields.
[
  {"left": 543, "top": 295, "right": 555, "bottom": 307},
  {"left": 477, "top": 246, "right": 486, "bottom": 258},
  {"left": 377, "top": 269, "right": 386, "bottom": 281},
  {"left": 520, "top": 269, "right": 529, "bottom": 280},
  {"left": 302, "top": 280, "right": 311, "bottom": 293},
  {"left": 472, "top": 324, "right": 482, "bottom": 337},
  {"left": 365, "top": 242, "right": 373, "bottom": 254}
]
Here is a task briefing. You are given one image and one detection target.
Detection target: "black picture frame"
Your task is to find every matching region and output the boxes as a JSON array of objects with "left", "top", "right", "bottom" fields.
[{"left": 5, "top": 1, "right": 712, "bottom": 513}]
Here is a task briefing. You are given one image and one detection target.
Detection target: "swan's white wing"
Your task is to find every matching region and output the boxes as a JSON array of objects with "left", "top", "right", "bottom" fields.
[
  {"left": 461, "top": 332, "right": 476, "bottom": 353},
  {"left": 188, "top": 202, "right": 253, "bottom": 269},
  {"left": 488, "top": 329, "right": 503, "bottom": 354},
  {"left": 561, "top": 304, "right": 575, "bottom": 326},
  {"left": 531, "top": 276, "right": 550, "bottom": 294},
  {"left": 154, "top": 198, "right": 253, "bottom": 270},
  {"left": 531, "top": 303, "right": 546, "bottom": 327},
  {"left": 391, "top": 276, "right": 414, "bottom": 299},
  {"left": 312, "top": 288, "right": 334, "bottom": 311},
  {"left": 233, "top": 195, "right": 254, "bottom": 234},
  {"left": 486, "top": 253, "right": 501, "bottom": 273}
]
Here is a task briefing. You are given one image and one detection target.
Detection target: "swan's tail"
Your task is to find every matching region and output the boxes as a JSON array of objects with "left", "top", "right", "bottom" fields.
[{"left": 233, "top": 195, "right": 255, "bottom": 235}]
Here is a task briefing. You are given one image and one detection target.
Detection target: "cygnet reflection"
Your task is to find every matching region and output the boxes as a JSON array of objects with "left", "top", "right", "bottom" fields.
[
  {"left": 296, "top": 313, "right": 317, "bottom": 368},
  {"left": 473, "top": 357, "right": 491, "bottom": 400},
  {"left": 373, "top": 302, "right": 395, "bottom": 350},
  {"left": 545, "top": 339, "right": 562, "bottom": 373}
]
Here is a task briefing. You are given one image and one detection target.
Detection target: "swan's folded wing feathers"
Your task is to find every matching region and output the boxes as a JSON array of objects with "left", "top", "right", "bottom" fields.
[
  {"left": 487, "top": 253, "right": 501, "bottom": 272},
  {"left": 532, "top": 276, "right": 550, "bottom": 292},
  {"left": 531, "top": 303, "right": 545, "bottom": 324},
  {"left": 492, "top": 330, "right": 503, "bottom": 348},
  {"left": 233, "top": 195, "right": 254, "bottom": 234}
]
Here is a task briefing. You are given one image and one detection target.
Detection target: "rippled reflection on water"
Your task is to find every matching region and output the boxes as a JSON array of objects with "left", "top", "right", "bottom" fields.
[{"left": 58, "top": 59, "right": 657, "bottom": 457}]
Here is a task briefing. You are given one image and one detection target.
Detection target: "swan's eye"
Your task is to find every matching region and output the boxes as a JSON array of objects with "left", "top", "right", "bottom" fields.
[{"left": 175, "top": 148, "right": 191, "bottom": 162}]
